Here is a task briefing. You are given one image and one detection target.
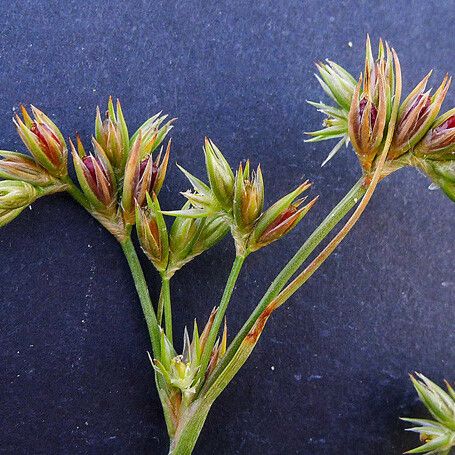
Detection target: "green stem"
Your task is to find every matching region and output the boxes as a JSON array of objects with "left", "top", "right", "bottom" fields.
[
  {"left": 161, "top": 274, "right": 173, "bottom": 344},
  {"left": 197, "top": 254, "right": 246, "bottom": 388},
  {"left": 201, "top": 177, "right": 365, "bottom": 394},
  {"left": 157, "top": 286, "right": 164, "bottom": 326},
  {"left": 120, "top": 236, "right": 161, "bottom": 358},
  {"left": 168, "top": 399, "right": 212, "bottom": 455}
]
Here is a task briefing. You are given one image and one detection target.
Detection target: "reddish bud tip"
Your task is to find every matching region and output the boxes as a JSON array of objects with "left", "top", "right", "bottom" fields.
[{"left": 435, "top": 115, "right": 455, "bottom": 133}]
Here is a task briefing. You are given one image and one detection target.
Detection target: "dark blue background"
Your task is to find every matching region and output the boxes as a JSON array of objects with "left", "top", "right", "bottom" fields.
[{"left": 0, "top": 1, "right": 454, "bottom": 454}]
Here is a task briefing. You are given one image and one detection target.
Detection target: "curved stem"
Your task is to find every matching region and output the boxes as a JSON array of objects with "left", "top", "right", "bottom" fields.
[
  {"left": 203, "top": 51, "right": 402, "bottom": 393},
  {"left": 120, "top": 236, "right": 161, "bottom": 358},
  {"left": 161, "top": 274, "right": 173, "bottom": 344},
  {"left": 197, "top": 254, "right": 246, "bottom": 389},
  {"left": 201, "top": 178, "right": 365, "bottom": 394}
]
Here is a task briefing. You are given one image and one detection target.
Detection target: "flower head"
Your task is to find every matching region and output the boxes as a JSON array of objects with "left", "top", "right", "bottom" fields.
[
  {"left": 233, "top": 160, "right": 264, "bottom": 231},
  {"left": 249, "top": 181, "right": 317, "bottom": 252},
  {"left": 122, "top": 133, "right": 171, "bottom": 223},
  {"left": 348, "top": 38, "right": 397, "bottom": 172},
  {"left": 307, "top": 36, "right": 401, "bottom": 173},
  {"left": 414, "top": 109, "right": 455, "bottom": 161},
  {"left": 0, "top": 151, "right": 56, "bottom": 186},
  {"left": 167, "top": 140, "right": 317, "bottom": 256},
  {"left": 95, "top": 97, "right": 129, "bottom": 172},
  {"left": 152, "top": 310, "right": 227, "bottom": 402},
  {"left": 14, "top": 105, "right": 67, "bottom": 177},
  {"left": 70, "top": 134, "right": 117, "bottom": 213},
  {"left": 389, "top": 73, "right": 451, "bottom": 160},
  {"left": 135, "top": 193, "right": 169, "bottom": 272},
  {"left": 402, "top": 373, "right": 455, "bottom": 455}
]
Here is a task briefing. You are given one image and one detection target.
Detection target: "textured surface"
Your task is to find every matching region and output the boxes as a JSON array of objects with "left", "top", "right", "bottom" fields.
[{"left": 0, "top": 1, "right": 454, "bottom": 454}]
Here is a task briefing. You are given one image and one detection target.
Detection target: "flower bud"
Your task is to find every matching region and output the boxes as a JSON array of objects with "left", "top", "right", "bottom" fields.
[
  {"left": 389, "top": 73, "right": 451, "bottom": 159},
  {"left": 233, "top": 161, "right": 264, "bottom": 231},
  {"left": 402, "top": 373, "right": 455, "bottom": 455},
  {"left": 249, "top": 181, "right": 317, "bottom": 251},
  {"left": 204, "top": 138, "right": 235, "bottom": 210},
  {"left": 122, "top": 133, "right": 171, "bottom": 223},
  {"left": 0, "top": 151, "right": 56, "bottom": 186},
  {"left": 95, "top": 97, "right": 129, "bottom": 172},
  {"left": 166, "top": 203, "right": 229, "bottom": 277},
  {"left": 307, "top": 36, "right": 400, "bottom": 169},
  {"left": 152, "top": 312, "right": 227, "bottom": 401},
  {"left": 135, "top": 193, "right": 169, "bottom": 272},
  {"left": 348, "top": 38, "right": 395, "bottom": 173},
  {"left": 0, "top": 180, "right": 39, "bottom": 210},
  {"left": 70, "top": 135, "right": 117, "bottom": 212},
  {"left": 414, "top": 109, "right": 455, "bottom": 161},
  {"left": 14, "top": 105, "right": 67, "bottom": 177},
  {"left": 153, "top": 328, "right": 200, "bottom": 400}
]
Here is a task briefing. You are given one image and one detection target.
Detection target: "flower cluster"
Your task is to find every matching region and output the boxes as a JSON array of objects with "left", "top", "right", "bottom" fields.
[
  {"left": 403, "top": 373, "right": 455, "bottom": 455},
  {"left": 160, "top": 138, "right": 318, "bottom": 257},
  {"left": 153, "top": 309, "right": 227, "bottom": 405},
  {"left": 0, "top": 106, "right": 71, "bottom": 226},
  {"left": 307, "top": 36, "right": 455, "bottom": 201},
  {"left": 69, "top": 97, "right": 175, "bottom": 236},
  {"left": 0, "top": 97, "right": 176, "bottom": 236}
]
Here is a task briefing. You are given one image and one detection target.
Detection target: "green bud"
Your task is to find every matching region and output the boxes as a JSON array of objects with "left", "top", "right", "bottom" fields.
[
  {"left": 95, "top": 97, "right": 130, "bottom": 172},
  {"left": 402, "top": 373, "right": 455, "bottom": 455},
  {"left": 0, "top": 180, "right": 39, "bottom": 210},
  {"left": 171, "top": 164, "right": 222, "bottom": 217},
  {"left": 129, "top": 112, "right": 175, "bottom": 160},
  {"left": 416, "top": 158, "right": 455, "bottom": 202},
  {"left": 0, "top": 151, "right": 56, "bottom": 186},
  {"left": 135, "top": 193, "right": 169, "bottom": 272},
  {"left": 314, "top": 58, "right": 357, "bottom": 111},
  {"left": 204, "top": 138, "right": 235, "bottom": 210},
  {"left": 166, "top": 202, "right": 229, "bottom": 277}
]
